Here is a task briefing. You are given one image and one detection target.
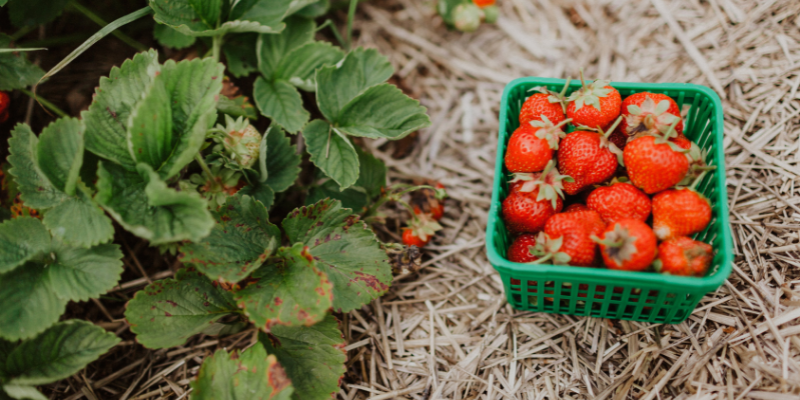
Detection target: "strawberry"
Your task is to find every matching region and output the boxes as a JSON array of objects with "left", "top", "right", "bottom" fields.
[
  {"left": 507, "top": 233, "right": 540, "bottom": 263},
  {"left": 502, "top": 161, "right": 570, "bottom": 233},
  {"left": 557, "top": 116, "right": 623, "bottom": 195},
  {"left": 566, "top": 73, "right": 621, "bottom": 129},
  {"left": 473, "top": 0, "right": 495, "bottom": 7},
  {"left": 402, "top": 215, "right": 443, "bottom": 248},
  {"left": 213, "top": 115, "right": 262, "bottom": 168},
  {"left": 0, "top": 91, "right": 9, "bottom": 123},
  {"left": 651, "top": 188, "right": 711, "bottom": 240},
  {"left": 544, "top": 209, "right": 604, "bottom": 266},
  {"left": 519, "top": 80, "right": 570, "bottom": 127},
  {"left": 412, "top": 186, "right": 445, "bottom": 221},
  {"left": 564, "top": 203, "right": 591, "bottom": 213},
  {"left": 505, "top": 116, "right": 571, "bottom": 173},
  {"left": 593, "top": 219, "right": 656, "bottom": 271},
  {"left": 654, "top": 237, "right": 713, "bottom": 277},
  {"left": 607, "top": 126, "right": 628, "bottom": 151},
  {"left": 402, "top": 228, "right": 429, "bottom": 247},
  {"left": 586, "top": 179, "right": 651, "bottom": 224},
  {"left": 508, "top": 232, "right": 571, "bottom": 265},
  {"left": 623, "top": 128, "right": 689, "bottom": 194},
  {"left": 620, "top": 92, "right": 683, "bottom": 139}
]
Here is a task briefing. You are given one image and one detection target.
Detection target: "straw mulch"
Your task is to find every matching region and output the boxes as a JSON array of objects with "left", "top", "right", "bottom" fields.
[{"left": 40, "top": 1, "right": 800, "bottom": 399}]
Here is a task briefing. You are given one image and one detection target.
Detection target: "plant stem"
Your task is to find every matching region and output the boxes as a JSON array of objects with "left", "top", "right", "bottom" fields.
[
  {"left": 211, "top": 35, "right": 223, "bottom": 63},
  {"left": 18, "top": 89, "right": 68, "bottom": 117},
  {"left": 689, "top": 170, "right": 709, "bottom": 192},
  {"left": 70, "top": 1, "right": 149, "bottom": 52},
  {"left": 345, "top": 0, "right": 358, "bottom": 51},
  {"left": 323, "top": 19, "right": 347, "bottom": 49},
  {"left": 194, "top": 154, "right": 215, "bottom": 182}
]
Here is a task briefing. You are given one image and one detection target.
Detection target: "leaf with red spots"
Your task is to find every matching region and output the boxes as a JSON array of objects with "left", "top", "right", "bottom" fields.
[
  {"left": 190, "top": 342, "right": 294, "bottom": 400},
  {"left": 124, "top": 269, "right": 240, "bottom": 349},
  {"left": 179, "top": 195, "right": 280, "bottom": 283},
  {"left": 234, "top": 243, "right": 333, "bottom": 330},
  {"left": 259, "top": 315, "right": 345, "bottom": 400},
  {"left": 283, "top": 199, "right": 392, "bottom": 312}
]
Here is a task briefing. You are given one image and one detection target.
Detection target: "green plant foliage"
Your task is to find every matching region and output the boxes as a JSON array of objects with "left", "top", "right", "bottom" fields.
[
  {"left": 153, "top": 23, "right": 197, "bottom": 49},
  {"left": 150, "top": 0, "right": 294, "bottom": 36},
  {"left": 238, "top": 124, "right": 301, "bottom": 208},
  {"left": 235, "top": 243, "right": 334, "bottom": 330},
  {"left": 190, "top": 343, "right": 293, "bottom": 400},
  {"left": 217, "top": 94, "right": 259, "bottom": 120},
  {"left": 222, "top": 33, "right": 258, "bottom": 78},
  {"left": 293, "top": 0, "right": 330, "bottom": 18},
  {"left": 6, "top": 0, "right": 70, "bottom": 27},
  {"left": 0, "top": 218, "right": 123, "bottom": 341},
  {"left": 306, "top": 146, "right": 387, "bottom": 211},
  {"left": 260, "top": 315, "right": 346, "bottom": 400},
  {"left": 0, "top": 35, "right": 44, "bottom": 90},
  {"left": 303, "top": 119, "right": 359, "bottom": 189},
  {"left": 179, "top": 195, "right": 280, "bottom": 283},
  {"left": 283, "top": 199, "right": 392, "bottom": 312},
  {"left": 124, "top": 269, "right": 240, "bottom": 349}
]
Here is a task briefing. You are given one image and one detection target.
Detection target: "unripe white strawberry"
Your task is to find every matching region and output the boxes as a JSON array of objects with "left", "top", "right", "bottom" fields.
[
  {"left": 216, "top": 115, "right": 261, "bottom": 168},
  {"left": 453, "top": 3, "right": 482, "bottom": 32}
]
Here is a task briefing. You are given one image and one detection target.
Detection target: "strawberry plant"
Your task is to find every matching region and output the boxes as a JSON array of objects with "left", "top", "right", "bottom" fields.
[{"left": 0, "top": 0, "right": 433, "bottom": 398}]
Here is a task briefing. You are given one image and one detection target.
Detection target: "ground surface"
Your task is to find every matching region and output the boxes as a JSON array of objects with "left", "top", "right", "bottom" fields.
[{"left": 6, "top": 0, "right": 800, "bottom": 399}]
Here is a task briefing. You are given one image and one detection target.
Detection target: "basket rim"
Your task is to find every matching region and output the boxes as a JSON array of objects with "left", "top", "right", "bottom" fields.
[{"left": 485, "top": 77, "right": 734, "bottom": 292}]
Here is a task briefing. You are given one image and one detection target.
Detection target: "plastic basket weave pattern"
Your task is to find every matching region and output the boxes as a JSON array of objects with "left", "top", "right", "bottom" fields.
[{"left": 485, "top": 77, "right": 733, "bottom": 324}]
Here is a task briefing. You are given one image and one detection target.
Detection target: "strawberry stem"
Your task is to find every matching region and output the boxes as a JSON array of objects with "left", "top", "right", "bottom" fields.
[
  {"left": 602, "top": 116, "right": 623, "bottom": 139},
  {"left": 529, "top": 252, "right": 554, "bottom": 265},
  {"left": 579, "top": 69, "right": 587, "bottom": 90},
  {"left": 559, "top": 77, "right": 572, "bottom": 97},
  {"left": 689, "top": 170, "right": 709, "bottom": 192},
  {"left": 553, "top": 118, "right": 572, "bottom": 131}
]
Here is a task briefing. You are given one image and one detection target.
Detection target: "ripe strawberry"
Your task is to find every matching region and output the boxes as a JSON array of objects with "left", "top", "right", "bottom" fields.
[
  {"left": 544, "top": 209, "right": 605, "bottom": 266},
  {"left": 402, "top": 228, "right": 429, "bottom": 247},
  {"left": 557, "top": 117, "right": 623, "bottom": 195},
  {"left": 402, "top": 215, "right": 443, "bottom": 248},
  {"left": 508, "top": 232, "right": 571, "bottom": 265},
  {"left": 502, "top": 161, "right": 569, "bottom": 233},
  {"left": 620, "top": 92, "right": 683, "bottom": 139},
  {"left": 623, "top": 133, "right": 689, "bottom": 194},
  {"left": 586, "top": 180, "right": 651, "bottom": 224},
  {"left": 519, "top": 80, "right": 570, "bottom": 127},
  {"left": 566, "top": 74, "right": 621, "bottom": 129},
  {"left": 652, "top": 188, "right": 711, "bottom": 240},
  {"left": 507, "top": 233, "right": 540, "bottom": 263},
  {"left": 654, "top": 237, "right": 713, "bottom": 277},
  {"left": 564, "top": 203, "right": 591, "bottom": 213},
  {"left": 0, "top": 91, "right": 9, "bottom": 123},
  {"left": 607, "top": 126, "right": 628, "bottom": 150},
  {"left": 473, "top": 0, "right": 495, "bottom": 7},
  {"left": 412, "top": 186, "right": 445, "bottom": 221},
  {"left": 505, "top": 116, "right": 571, "bottom": 173},
  {"left": 594, "top": 219, "right": 656, "bottom": 271}
]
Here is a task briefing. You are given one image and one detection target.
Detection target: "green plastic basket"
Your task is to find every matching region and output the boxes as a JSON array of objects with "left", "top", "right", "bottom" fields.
[{"left": 485, "top": 77, "right": 733, "bottom": 324}]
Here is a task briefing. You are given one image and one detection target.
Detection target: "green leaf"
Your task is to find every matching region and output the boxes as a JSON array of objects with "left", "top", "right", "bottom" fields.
[
  {"left": 283, "top": 199, "right": 392, "bottom": 312},
  {"left": 257, "top": 17, "right": 315, "bottom": 80},
  {"left": 303, "top": 120, "right": 359, "bottom": 190},
  {"left": 238, "top": 179, "right": 276, "bottom": 209},
  {"left": 277, "top": 42, "right": 344, "bottom": 92},
  {"left": 82, "top": 50, "right": 161, "bottom": 170},
  {"left": 189, "top": 0, "right": 222, "bottom": 27},
  {"left": 3, "top": 320, "right": 119, "bottom": 386},
  {"left": 217, "top": 95, "right": 259, "bottom": 120},
  {"left": 263, "top": 125, "right": 300, "bottom": 192},
  {"left": 293, "top": 0, "right": 330, "bottom": 18},
  {"left": 0, "top": 34, "right": 45, "bottom": 90},
  {"left": 354, "top": 146, "right": 387, "bottom": 198},
  {"left": 0, "top": 264, "right": 67, "bottom": 341},
  {"left": 7, "top": 0, "right": 69, "bottom": 27},
  {"left": 152, "top": 0, "right": 293, "bottom": 36},
  {"left": 306, "top": 147, "right": 386, "bottom": 211},
  {"left": 306, "top": 180, "right": 368, "bottom": 212},
  {"left": 2, "top": 385, "right": 45, "bottom": 400},
  {"left": 95, "top": 162, "right": 214, "bottom": 245},
  {"left": 315, "top": 47, "right": 394, "bottom": 122},
  {"left": 7, "top": 123, "right": 69, "bottom": 209},
  {"left": 260, "top": 315, "right": 345, "bottom": 400},
  {"left": 126, "top": 77, "right": 174, "bottom": 172},
  {"left": 222, "top": 33, "right": 258, "bottom": 78},
  {"left": 336, "top": 83, "right": 431, "bottom": 139},
  {"left": 190, "top": 343, "right": 294, "bottom": 400},
  {"left": 253, "top": 78, "right": 309, "bottom": 134},
  {"left": 125, "top": 269, "right": 240, "bottom": 349},
  {"left": 235, "top": 244, "right": 333, "bottom": 330},
  {"left": 179, "top": 195, "right": 280, "bottom": 283},
  {"left": 153, "top": 23, "right": 197, "bottom": 49},
  {"left": 42, "top": 188, "right": 115, "bottom": 248},
  {"left": 0, "top": 218, "right": 50, "bottom": 274},
  {"left": 35, "top": 118, "right": 84, "bottom": 196},
  {"left": 46, "top": 242, "right": 123, "bottom": 302}
]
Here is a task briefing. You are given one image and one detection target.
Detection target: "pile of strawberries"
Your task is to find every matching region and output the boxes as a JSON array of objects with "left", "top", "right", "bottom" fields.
[{"left": 503, "top": 75, "right": 715, "bottom": 277}]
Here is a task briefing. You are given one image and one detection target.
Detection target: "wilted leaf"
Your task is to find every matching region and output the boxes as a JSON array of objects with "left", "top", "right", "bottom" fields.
[
  {"left": 190, "top": 343, "right": 294, "bottom": 400},
  {"left": 283, "top": 199, "right": 392, "bottom": 312},
  {"left": 125, "top": 269, "right": 240, "bottom": 349},
  {"left": 260, "top": 315, "right": 345, "bottom": 400},
  {"left": 180, "top": 195, "right": 280, "bottom": 283},
  {"left": 235, "top": 244, "right": 333, "bottom": 330},
  {"left": 303, "top": 119, "right": 359, "bottom": 190}
]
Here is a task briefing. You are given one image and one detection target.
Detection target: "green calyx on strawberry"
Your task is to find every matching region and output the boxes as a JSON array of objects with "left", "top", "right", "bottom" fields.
[
  {"left": 529, "top": 78, "right": 572, "bottom": 114},
  {"left": 509, "top": 160, "right": 573, "bottom": 209},
  {"left": 530, "top": 116, "right": 572, "bottom": 150},
  {"left": 406, "top": 213, "right": 443, "bottom": 243},
  {"left": 525, "top": 232, "right": 572, "bottom": 265},
  {"left": 625, "top": 96, "right": 681, "bottom": 137},
  {"left": 575, "top": 115, "right": 625, "bottom": 165},
  {"left": 211, "top": 115, "right": 262, "bottom": 169},
  {"left": 591, "top": 224, "right": 638, "bottom": 266},
  {"left": 652, "top": 119, "right": 690, "bottom": 154},
  {"left": 187, "top": 163, "right": 244, "bottom": 207},
  {"left": 568, "top": 79, "right": 612, "bottom": 112}
]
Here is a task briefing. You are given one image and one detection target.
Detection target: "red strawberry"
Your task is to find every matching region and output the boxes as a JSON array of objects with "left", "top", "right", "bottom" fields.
[
  {"left": 411, "top": 186, "right": 446, "bottom": 221},
  {"left": 654, "top": 237, "right": 713, "bottom": 277},
  {"left": 623, "top": 133, "right": 689, "bottom": 194},
  {"left": 505, "top": 116, "right": 571, "bottom": 173},
  {"left": 594, "top": 219, "right": 656, "bottom": 271},
  {"left": 0, "top": 91, "right": 9, "bottom": 123},
  {"left": 402, "top": 215, "right": 443, "bottom": 248},
  {"left": 544, "top": 209, "right": 605, "bottom": 266},
  {"left": 586, "top": 180, "right": 651, "bottom": 224},
  {"left": 557, "top": 117, "right": 623, "bottom": 195},
  {"left": 402, "top": 228, "right": 428, "bottom": 247},
  {"left": 507, "top": 233, "right": 540, "bottom": 263},
  {"left": 564, "top": 203, "right": 591, "bottom": 213},
  {"left": 507, "top": 232, "right": 569, "bottom": 264},
  {"left": 473, "top": 0, "right": 495, "bottom": 6},
  {"left": 566, "top": 73, "right": 621, "bottom": 129},
  {"left": 608, "top": 126, "right": 628, "bottom": 151},
  {"left": 502, "top": 161, "right": 569, "bottom": 233},
  {"left": 620, "top": 92, "right": 683, "bottom": 139},
  {"left": 519, "top": 80, "right": 570, "bottom": 127},
  {"left": 652, "top": 188, "right": 712, "bottom": 240}
]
